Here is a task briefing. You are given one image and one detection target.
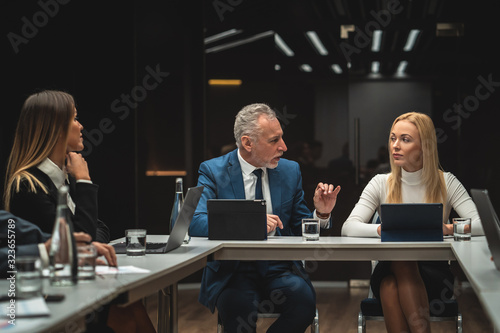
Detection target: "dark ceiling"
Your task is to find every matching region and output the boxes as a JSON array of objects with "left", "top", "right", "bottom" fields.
[{"left": 203, "top": 0, "right": 500, "bottom": 80}]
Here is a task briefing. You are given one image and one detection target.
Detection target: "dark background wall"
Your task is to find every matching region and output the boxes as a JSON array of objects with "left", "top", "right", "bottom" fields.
[{"left": 1, "top": 1, "right": 137, "bottom": 241}]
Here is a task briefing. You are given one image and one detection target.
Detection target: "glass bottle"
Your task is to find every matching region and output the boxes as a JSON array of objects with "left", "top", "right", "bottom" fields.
[
  {"left": 49, "top": 185, "right": 78, "bottom": 286},
  {"left": 169, "top": 177, "right": 190, "bottom": 243}
]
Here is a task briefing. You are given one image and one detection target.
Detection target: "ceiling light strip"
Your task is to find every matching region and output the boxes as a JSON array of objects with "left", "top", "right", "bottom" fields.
[
  {"left": 331, "top": 64, "right": 343, "bottom": 74},
  {"left": 205, "top": 30, "right": 274, "bottom": 54},
  {"left": 300, "top": 64, "right": 312, "bottom": 72},
  {"left": 396, "top": 61, "right": 408, "bottom": 75},
  {"left": 371, "top": 30, "right": 382, "bottom": 52},
  {"left": 306, "top": 31, "right": 329, "bottom": 55},
  {"left": 403, "top": 29, "right": 421, "bottom": 51},
  {"left": 204, "top": 29, "right": 242, "bottom": 44},
  {"left": 275, "top": 33, "right": 295, "bottom": 57}
]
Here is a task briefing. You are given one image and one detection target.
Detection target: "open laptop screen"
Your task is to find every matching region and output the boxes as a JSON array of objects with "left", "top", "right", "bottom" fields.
[{"left": 471, "top": 189, "right": 500, "bottom": 271}]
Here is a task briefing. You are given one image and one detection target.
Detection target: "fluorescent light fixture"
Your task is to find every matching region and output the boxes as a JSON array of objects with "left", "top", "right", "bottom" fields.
[
  {"left": 305, "top": 31, "right": 329, "bottom": 55},
  {"left": 275, "top": 64, "right": 281, "bottom": 71},
  {"left": 371, "top": 30, "right": 382, "bottom": 52},
  {"left": 371, "top": 61, "right": 380, "bottom": 74},
  {"left": 299, "top": 64, "right": 313, "bottom": 72},
  {"left": 204, "top": 29, "right": 242, "bottom": 44},
  {"left": 208, "top": 79, "right": 242, "bottom": 86},
  {"left": 205, "top": 30, "right": 274, "bottom": 54},
  {"left": 331, "top": 64, "right": 343, "bottom": 74},
  {"left": 396, "top": 61, "right": 408, "bottom": 75},
  {"left": 275, "top": 33, "right": 295, "bottom": 57},
  {"left": 403, "top": 29, "right": 421, "bottom": 51}
]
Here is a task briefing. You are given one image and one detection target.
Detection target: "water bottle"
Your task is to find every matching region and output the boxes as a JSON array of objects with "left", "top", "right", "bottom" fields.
[
  {"left": 169, "top": 177, "right": 190, "bottom": 243},
  {"left": 49, "top": 185, "right": 78, "bottom": 286}
]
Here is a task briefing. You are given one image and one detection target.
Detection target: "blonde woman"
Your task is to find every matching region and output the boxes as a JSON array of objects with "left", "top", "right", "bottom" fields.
[
  {"left": 342, "top": 112, "right": 483, "bottom": 333},
  {"left": 3, "top": 90, "right": 109, "bottom": 243}
]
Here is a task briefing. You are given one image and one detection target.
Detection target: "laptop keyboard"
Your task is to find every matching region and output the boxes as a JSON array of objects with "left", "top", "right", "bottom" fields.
[
  {"left": 111, "top": 241, "right": 167, "bottom": 254},
  {"left": 146, "top": 242, "right": 167, "bottom": 249}
]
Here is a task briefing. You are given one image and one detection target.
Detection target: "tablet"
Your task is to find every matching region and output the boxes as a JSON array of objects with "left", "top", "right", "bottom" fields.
[
  {"left": 380, "top": 203, "right": 443, "bottom": 242},
  {"left": 207, "top": 199, "right": 267, "bottom": 240}
]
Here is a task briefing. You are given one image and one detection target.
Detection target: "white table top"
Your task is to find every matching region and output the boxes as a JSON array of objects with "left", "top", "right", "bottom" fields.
[
  {"left": 451, "top": 237, "right": 500, "bottom": 292},
  {"left": 207, "top": 236, "right": 456, "bottom": 261}
]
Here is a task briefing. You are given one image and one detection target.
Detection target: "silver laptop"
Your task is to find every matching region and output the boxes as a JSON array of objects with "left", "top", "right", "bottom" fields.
[
  {"left": 113, "top": 186, "right": 204, "bottom": 254},
  {"left": 471, "top": 189, "right": 500, "bottom": 271}
]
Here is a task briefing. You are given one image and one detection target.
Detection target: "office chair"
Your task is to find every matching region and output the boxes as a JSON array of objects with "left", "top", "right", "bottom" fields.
[
  {"left": 217, "top": 308, "right": 319, "bottom": 333},
  {"left": 357, "top": 213, "right": 463, "bottom": 333}
]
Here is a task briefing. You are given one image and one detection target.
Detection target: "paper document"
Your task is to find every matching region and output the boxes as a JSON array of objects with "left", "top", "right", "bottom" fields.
[
  {"left": 1, "top": 296, "right": 50, "bottom": 318},
  {"left": 96, "top": 265, "right": 150, "bottom": 275}
]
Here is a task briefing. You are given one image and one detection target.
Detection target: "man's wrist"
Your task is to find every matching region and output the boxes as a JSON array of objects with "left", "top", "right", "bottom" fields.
[{"left": 316, "top": 211, "right": 330, "bottom": 219}]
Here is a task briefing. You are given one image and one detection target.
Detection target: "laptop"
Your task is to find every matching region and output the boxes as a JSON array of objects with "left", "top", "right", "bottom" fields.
[
  {"left": 470, "top": 189, "right": 500, "bottom": 271},
  {"left": 380, "top": 203, "right": 443, "bottom": 242},
  {"left": 207, "top": 199, "right": 267, "bottom": 240},
  {"left": 112, "top": 185, "right": 204, "bottom": 254}
]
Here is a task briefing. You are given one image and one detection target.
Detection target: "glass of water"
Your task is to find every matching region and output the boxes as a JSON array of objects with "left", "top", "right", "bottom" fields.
[
  {"left": 125, "top": 229, "right": 147, "bottom": 256},
  {"left": 453, "top": 218, "right": 471, "bottom": 241},
  {"left": 16, "top": 256, "right": 43, "bottom": 298},
  {"left": 302, "top": 218, "right": 320, "bottom": 241}
]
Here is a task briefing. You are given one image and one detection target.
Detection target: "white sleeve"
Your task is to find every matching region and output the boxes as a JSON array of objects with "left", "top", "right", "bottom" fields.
[
  {"left": 445, "top": 173, "right": 484, "bottom": 235},
  {"left": 341, "top": 175, "right": 385, "bottom": 237},
  {"left": 313, "top": 210, "right": 331, "bottom": 228},
  {"left": 37, "top": 243, "right": 49, "bottom": 268}
]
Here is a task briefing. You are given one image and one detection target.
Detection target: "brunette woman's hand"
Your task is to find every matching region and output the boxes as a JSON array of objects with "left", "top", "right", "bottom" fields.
[
  {"left": 66, "top": 152, "right": 91, "bottom": 181},
  {"left": 91, "top": 242, "right": 117, "bottom": 267}
]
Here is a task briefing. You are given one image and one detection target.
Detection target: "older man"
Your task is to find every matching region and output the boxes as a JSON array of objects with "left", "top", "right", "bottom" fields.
[{"left": 190, "top": 103, "right": 341, "bottom": 332}]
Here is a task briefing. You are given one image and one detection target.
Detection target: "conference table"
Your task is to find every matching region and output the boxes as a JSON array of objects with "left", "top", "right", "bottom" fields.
[{"left": 1, "top": 236, "right": 498, "bottom": 333}]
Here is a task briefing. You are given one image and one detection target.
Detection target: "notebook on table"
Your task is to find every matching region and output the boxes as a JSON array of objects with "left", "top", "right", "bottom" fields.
[
  {"left": 112, "top": 185, "right": 204, "bottom": 254},
  {"left": 380, "top": 203, "right": 443, "bottom": 242},
  {"left": 207, "top": 199, "right": 267, "bottom": 240},
  {"left": 471, "top": 189, "right": 500, "bottom": 271}
]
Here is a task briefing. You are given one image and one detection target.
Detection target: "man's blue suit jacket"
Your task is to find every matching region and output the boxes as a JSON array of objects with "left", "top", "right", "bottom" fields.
[
  {"left": 189, "top": 149, "right": 324, "bottom": 312},
  {"left": 1, "top": 211, "right": 51, "bottom": 277}
]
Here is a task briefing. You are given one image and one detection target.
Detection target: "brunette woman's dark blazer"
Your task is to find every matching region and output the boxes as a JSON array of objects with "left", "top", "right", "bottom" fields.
[{"left": 9, "top": 167, "right": 110, "bottom": 243}]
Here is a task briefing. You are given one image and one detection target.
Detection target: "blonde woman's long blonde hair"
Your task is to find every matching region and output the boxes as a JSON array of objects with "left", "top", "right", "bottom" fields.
[
  {"left": 386, "top": 112, "right": 447, "bottom": 204},
  {"left": 3, "top": 90, "right": 75, "bottom": 211}
]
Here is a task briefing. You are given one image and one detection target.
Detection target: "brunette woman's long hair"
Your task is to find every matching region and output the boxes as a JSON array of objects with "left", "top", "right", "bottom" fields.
[{"left": 3, "top": 90, "right": 74, "bottom": 210}]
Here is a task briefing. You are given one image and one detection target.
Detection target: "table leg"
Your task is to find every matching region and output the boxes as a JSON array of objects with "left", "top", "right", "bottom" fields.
[{"left": 157, "top": 283, "right": 178, "bottom": 333}]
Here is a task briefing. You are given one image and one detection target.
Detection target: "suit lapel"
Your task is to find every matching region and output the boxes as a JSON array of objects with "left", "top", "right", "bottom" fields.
[
  {"left": 228, "top": 150, "right": 246, "bottom": 199},
  {"left": 267, "top": 168, "right": 281, "bottom": 217}
]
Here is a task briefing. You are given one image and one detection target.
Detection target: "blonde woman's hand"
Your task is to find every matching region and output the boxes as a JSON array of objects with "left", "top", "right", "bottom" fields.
[{"left": 442, "top": 223, "right": 454, "bottom": 236}]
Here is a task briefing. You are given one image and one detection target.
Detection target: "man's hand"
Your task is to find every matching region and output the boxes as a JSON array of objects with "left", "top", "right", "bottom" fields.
[
  {"left": 313, "top": 183, "right": 341, "bottom": 216},
  {"left": 267, "top": 214, "right": 283, "bottom": 233}
]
